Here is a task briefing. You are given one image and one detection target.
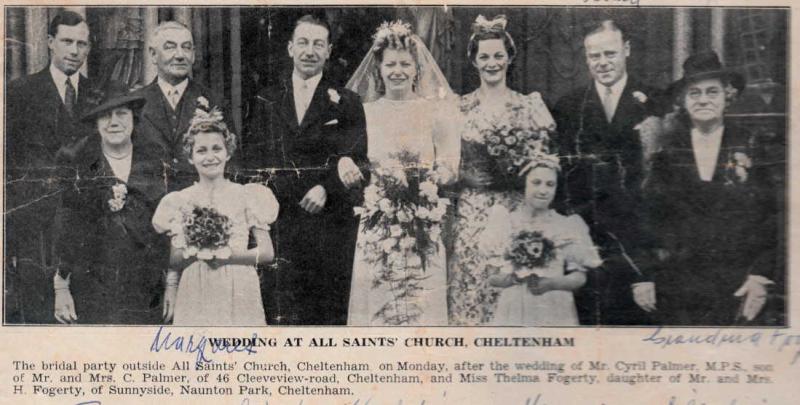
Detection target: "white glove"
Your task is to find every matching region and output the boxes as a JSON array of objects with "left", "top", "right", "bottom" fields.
[
  {"left": 53, "top": 273, "right": 78, "bottom": 323},
  {"left": 734, "top": 275, "right": 773, "bottom": 321},
  {"left": 163, "top": 271, "right": 180, "bottom": 323},
  {"left": 632, "top": 281, "right": 657, "bottom": 312}
]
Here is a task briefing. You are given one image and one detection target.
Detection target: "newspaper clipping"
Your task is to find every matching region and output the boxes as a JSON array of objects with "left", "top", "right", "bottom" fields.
[{"left": 1, "top": 1, "right": 797, "bottom": 403}]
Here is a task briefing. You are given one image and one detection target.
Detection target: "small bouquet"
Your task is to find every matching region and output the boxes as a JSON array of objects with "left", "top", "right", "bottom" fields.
[
  {"left": 353, "top": 150, "right": 450, "bottom": 324},
  {"left": 107, "top": 183, "right": 128, "bottom": 212},
  {"left": 180, "top": 205, "right": 233, "bottom": 261},
  {"left": 506, "top": 231, "right": 556, "bottom": 283},
  {"left": 724, "top": 150, "right": 753, "bottom": 185},
  {"left": 481, "top": 123, "right": 552, "bottom": 179}
]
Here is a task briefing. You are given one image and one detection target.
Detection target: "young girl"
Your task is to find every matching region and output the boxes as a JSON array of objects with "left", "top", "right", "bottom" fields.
[
  {"left": 152, "top": 106, "right": 278, "bottom": 326},
  {"left": 486, "top": 155, "right": 601, "bottom": 326}
]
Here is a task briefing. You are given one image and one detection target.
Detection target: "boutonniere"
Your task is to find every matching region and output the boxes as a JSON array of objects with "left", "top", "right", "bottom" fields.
[
  {"left": 108, "top": 183, "right": 127, "bottom": 212},
  {"left": 196, "top": 96, "right": 210, "bottom": 109},
  {"left": 632, "top": 91, "right": 648, "bottom": 104},
  {"left": 725, "top": 151, "right": 753, "bottom": 184},
  {"left": 328, "top": 89, "right": 341, "bottom": 104}
]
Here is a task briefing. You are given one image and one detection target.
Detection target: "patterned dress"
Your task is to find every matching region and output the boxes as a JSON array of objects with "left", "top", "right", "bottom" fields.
[{"left": 448, "top": 90, "right": 557, "bottom": 325}]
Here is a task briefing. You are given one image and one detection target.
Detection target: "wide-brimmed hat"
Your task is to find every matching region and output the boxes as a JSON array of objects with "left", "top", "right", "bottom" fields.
[
  {"left": 668, "top": 51, "right": 746, "bottom": 100},
  {"left": 81, "top": 81, "right": 146, "bottom": 122}
]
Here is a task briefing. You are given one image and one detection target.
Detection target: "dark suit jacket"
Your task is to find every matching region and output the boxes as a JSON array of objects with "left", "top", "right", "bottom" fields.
[
  {"left": 243, "top": 72, "right": 367, "bottom": 324},
  {"left": 645, "top": 123, "right": 778, "bottom": 291},
  {"left": 243, "top": 73, "right": 368, "bottom": 223},
  {"left": 57, "top": 138, "right": 168, "bottom": 324},
  {"left": 6, "top": 68, "right": 98, "bottom": 234},
  {"left": 553, "top": 78, "right": 667, "bottom": 281},
  {"left": 133, "top": 79, "right": 227, "bottom": 193}
]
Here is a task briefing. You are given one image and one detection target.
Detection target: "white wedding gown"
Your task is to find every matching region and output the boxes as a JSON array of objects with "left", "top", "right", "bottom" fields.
[{"left": 347, "top": 97, "right": 458, "bottom": 326}]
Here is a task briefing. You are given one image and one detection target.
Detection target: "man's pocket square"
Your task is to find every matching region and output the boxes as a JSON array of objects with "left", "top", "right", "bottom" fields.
[{"left": 323, "top": 119, "right": 339, "bottom": 126}]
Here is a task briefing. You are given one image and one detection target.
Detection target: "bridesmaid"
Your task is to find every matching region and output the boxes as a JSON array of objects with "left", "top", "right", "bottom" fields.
[
  {"left": 448, "top": 15, "right": 558, "bottom": 325},
  {"left": 54, "top": 81, "right": 168, "bottom": 324}
]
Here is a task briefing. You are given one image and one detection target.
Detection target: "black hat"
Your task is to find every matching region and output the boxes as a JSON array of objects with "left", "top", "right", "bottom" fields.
[
  {"left": 668, "top": 51, "right": 746, "bottom": 99},
  {"left": 81, "top": 81, "right": 146, "bottom": 122}
]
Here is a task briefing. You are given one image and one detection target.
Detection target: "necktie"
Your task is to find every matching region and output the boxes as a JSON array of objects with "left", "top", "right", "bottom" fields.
[
  {"left": 602, "top": 86, "right": 614, "bottom": 123},
  {"left": 65, "top": 78, "right": 77, "bottom": 116},
  {"left": 297, "top": 81, "right": 310, "bottom": 124},
  {"left": 169, "top": 89, "right": 180, "bottom": 110}
]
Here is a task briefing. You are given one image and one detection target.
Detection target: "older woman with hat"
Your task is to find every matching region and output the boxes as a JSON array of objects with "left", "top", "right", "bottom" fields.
[
  {"left": 53, "top": 81, "right": 169, "bottom": 324},
  {"left": 643, "top": 51, "right": 779, "bottom": 325}
]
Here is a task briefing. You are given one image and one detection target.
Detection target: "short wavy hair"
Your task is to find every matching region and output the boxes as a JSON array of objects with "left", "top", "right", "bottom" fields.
[{"left": 182, "top": 119, "right": 237, "bottom": 159}]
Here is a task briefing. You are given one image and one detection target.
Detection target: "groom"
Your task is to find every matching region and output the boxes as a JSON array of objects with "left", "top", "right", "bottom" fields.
[{"left": 244, "top": 15, "right": 368, "bottom": 325}]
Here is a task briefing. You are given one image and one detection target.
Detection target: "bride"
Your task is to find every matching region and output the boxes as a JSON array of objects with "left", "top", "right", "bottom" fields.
[{"left": 345, "top": 21, "right": 459, "bottom": 326}]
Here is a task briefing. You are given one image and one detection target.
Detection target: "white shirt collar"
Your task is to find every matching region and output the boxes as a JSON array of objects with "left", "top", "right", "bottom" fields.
[
  {"left": 594, "top": 73, "right": 628, "bottom": 99},
  {"left": 157, "top": 77, "right": 189, "bottom": 101},
  {"left": 292, "top": 71, "right": 323, "bottom": 93},
  {"left": 49, "top": 63, "right": 81, "bottom": 104}
]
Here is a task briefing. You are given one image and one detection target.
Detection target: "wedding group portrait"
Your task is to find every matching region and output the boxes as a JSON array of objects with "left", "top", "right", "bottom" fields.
[{"left": 4, "top": 6, "right": 787, "bottom": 327}]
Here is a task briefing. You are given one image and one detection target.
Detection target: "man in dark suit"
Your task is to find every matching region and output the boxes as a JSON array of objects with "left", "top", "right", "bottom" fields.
[
  {"left": 5, "top": 11, "right": 98, "bottom": 323},
  {"left": 134, "top": 21, "right": 226, "bottom": 193},
  {"left": 553, "top": 19, "right": 666, "bottom": 325},
  {"left": 244, "top": 15, "right": 368, "bottom": 325},
  {"left": 645, "top": 51, "right": 779, "bottom": 325}
]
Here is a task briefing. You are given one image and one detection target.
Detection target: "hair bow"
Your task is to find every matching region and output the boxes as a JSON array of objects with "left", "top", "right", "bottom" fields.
[{"left": 472, "top": 15, "right": 508, "bottom": 35}]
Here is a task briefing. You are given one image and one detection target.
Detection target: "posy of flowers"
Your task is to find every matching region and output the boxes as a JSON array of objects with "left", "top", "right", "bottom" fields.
[
  {"left": 353, "top": 150, "right": 449, "bottom": 324},
  {"left": 506, "top": 230, "right": 555, "bottom": 281},
  {"left": 177, "top": 205, "right": 233, "bottom": 261},
  {"left": 481, "top": 123, "right": 552, "bottom": 178}
]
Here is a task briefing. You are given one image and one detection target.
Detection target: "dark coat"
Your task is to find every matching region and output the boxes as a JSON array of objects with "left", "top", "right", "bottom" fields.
[
  {"left": 5, "top": 68, "right": 98, "bottom": 323},
  {"left": 57, "top": 138, "right": 169, "bottom": 324},
  {"left": 243, "top": 73, "right": 368, "bottom": 325},
  {"left": 133, "top": 79, "right": 227, "bottom": 193},
  {"left": 553, "top": 78, "right": 667, "bottom": 324},
  {"left": 644, "top": 122, "right": 778, "bottom": 325}
]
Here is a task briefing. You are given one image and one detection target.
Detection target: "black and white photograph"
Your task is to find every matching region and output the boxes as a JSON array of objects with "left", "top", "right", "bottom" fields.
[{"left": 4, "top": 5, "right": 787, "bottom": 328}]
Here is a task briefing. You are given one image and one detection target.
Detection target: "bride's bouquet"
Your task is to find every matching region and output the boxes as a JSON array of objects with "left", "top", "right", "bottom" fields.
[
  {"left": 354, "top": 150, "right": 450, "bottom": 324},
  {"left": 178, "top": 205, "right": 233, "bottom": 261}
]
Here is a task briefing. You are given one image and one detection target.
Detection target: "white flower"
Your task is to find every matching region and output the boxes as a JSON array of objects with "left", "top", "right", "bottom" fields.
[
  {"left": 108, "top": 183, "right": 127, "bottom": 212},
  {"left": 632, "top": 91, "right": 648, "bottom": 104},
  {"left": 328, "top": 89, "right": 341, "bottom": 104},
  {"left": 429, "top": 203, "right": 447, "bottom": 222},
  {"left": 416, "top": 206, "right": 431, "bottom": 220},
  {"left": 108, "top": 199, "right": 124, "bottom": 212},
  {"left": 400, "top": 237, "right": 416, "bottom": 250},
  {"left": 735, "top": 165, "right": 749, "bottom": 182},
  {"left": 382, "top": 238, "right": 397, "bottom": 253},
  {"left": 111, "top": 183, "right": 127, "bottom": 198},
  {"left": 406, "top": 254, "right": 422, "bottom": 268},
  {"left": 733, "top": 152, "right": 753, "bottom": 169},
  {"left": 389, "top": 224, "right": 403, "bottom": 238},
  {"left": 419, "top": 180, "right": 438, "bottom": 201},
  {"left": 397, "top": 208, "right": 413, "bottom": 223},
  {"left": 377, "top": 198, "right": 394, "bottom": 215},
  {"left": 197, "top": 96, "right": 210, "bottom": 109}
]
